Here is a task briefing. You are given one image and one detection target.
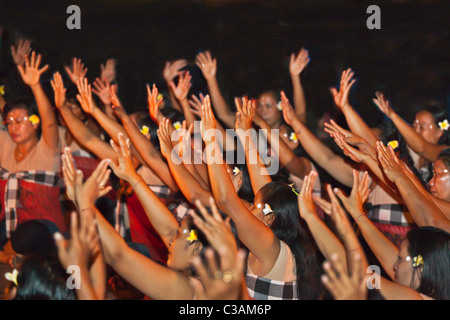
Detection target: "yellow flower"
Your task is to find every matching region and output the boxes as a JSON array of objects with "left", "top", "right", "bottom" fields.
[
  {"left": 29, "top": 114, "right": 40, "bottom": 125},
  {"left": 277, "top": 101, "right": 282, "bottom": 111},
  {"left": 412, "top": 255, "right": 423, "bottom": 268},
  {"left": 387, "top": 140, "right": 399, "bottom": 150},
  {"left": 187, "top": 230, "right": 198, "bottom": 243},
  {"left": 439, "top": 119, "right": 449, "bottom": 131},
  {"left": 173, "top": 121, "right": 182, "bottom": 130},
  {"left": 140, "top": 125, "right": 149, "bottom": 135},
  {"left": 5, "top": 269, "right": 18, "bottom": 287},
  {"left": 289, "top": 132, "right": 298, "bottom": 142},
  {"left": 0, "top": 85, "right": 5, "bottom": 96},
  {"left": 157, "top": 94, "right": 163, "bottom": 101}
]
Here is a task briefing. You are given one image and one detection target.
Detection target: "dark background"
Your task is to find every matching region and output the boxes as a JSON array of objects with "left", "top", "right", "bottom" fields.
[{"left": 1, "top": 0, "right": 449, "bottom": 127}]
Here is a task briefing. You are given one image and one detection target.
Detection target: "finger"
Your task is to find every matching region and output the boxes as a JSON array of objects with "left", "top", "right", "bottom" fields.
[{"left": 313, "top": 194, "right": 332, "bottom": 215}]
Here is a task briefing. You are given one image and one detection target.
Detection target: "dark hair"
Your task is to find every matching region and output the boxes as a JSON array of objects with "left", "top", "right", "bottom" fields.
[
  {"left": 258, "top": 181, "right": 324, "bottom": 299},
  {"left": 419, "top": 104, "right": 450, "bottom": 145},
  {"left": 133, "top": 111, "right": 161, "bottom": 151},
  {"left": 224, "top": 150, "right": 255, "bottom": 203},
  {"left": 14, "top": 255, "right": 77, "bottom": 300},
  {"left": 2, "top": 100, "right": 42, "bottom": 138},
  {"left": 406, "top": 226, "right": 450, "bottom": 300},
  {"left": 437, "top": 148, "right": 450, "bottom": 170}
]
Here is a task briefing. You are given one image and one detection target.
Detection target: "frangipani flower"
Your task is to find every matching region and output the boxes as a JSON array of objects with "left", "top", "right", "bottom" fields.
[
  {"left": 140, "top": 125, "right": 149, "bottom": 135},
  {"left": 157, "top": 94, "right": 163, "bottom": 101},
  {"left": 439, "top": 119, "right": 449, "bottom": 131},
  {"left": 0, "top": 85, "right": 5, "bottom": 96},
  {"left": 5, "top": 269, "right": 18, "bottom": 287},
  {"left": 277, "top": 101, "right": 282, "bottom": 111},
  {"left": 262, "top": 203, "right": 274, "bottom": 216},
  {"left": 406, "top": 254, "right": 424, "bottom": 267},
  {"left": 187, "top": 230, "right": 198, "bottom": 243},
  {"left": 29, "top": 114, "right": 40, "bottom": 125},
  {"left": 289, "top": 132, "right": 298, "bottom": 142},
  {"left": 232, "top": 167, "right": 240, "bottom": 176},
  {"left": 387, "top": 140, "right": 399, "bottom": 150},
  {"left": 173, "top": 121, "right": 182, "bottom": 130}
]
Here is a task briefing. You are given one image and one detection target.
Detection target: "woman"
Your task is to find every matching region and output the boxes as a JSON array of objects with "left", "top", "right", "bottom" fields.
[{"left": 0, "top": 52, "right": 66, "bottom": 266}]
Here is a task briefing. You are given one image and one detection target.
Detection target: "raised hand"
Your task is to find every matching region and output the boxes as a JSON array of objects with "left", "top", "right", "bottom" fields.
[
  {"left": 200, "top": 95, "right": 217, "bottom": 140},
  {"left": 50, "top": 71, "right": 67, "bottom": 109},
  {"left": 109, "top": 84, "right": 128, "bottom": 120},
  {"left": 373, "top": 91, "right": 395, "bottom": 119},
  {"left": 332, "top": 169, "right": 370, "bottom": 225},
  {"left": 76, "top": 77, "right": 95, "bottom": 114},
  {"left": 298, "top": 170, "right": 319, "bottom": 219},
  {"left": 196, "top": 51, "right": 217, "bottom": 81},
  {"left": 189, "top": 198, "right": 248, "bottom": 300},
  {"left": 99, "top": 59, "right": 116, "bottom": 84},
  {"left": 280, "top": 91, "right": 300, "bottom": 128},
  {"left": 333, "top": 132, "right": 376, "bottom": 164},
  {"left": 168, "top": 71, "right": 192, "bottom": 102},
  {"left": 376, "top": 141, "right": 406, "bottom": 183},
  {"left": 92, "top": 77, "right": 112, "bottom": 106},
  {"left": 321, "top": 253, "right": 368, "bottom": 300},
  {"left": 17, "top": 51, "right": 49, "bottom": 87},
  {"left": 157, "top": 117, "right": 176, "bottom": 159},
  {"left": 324, "top": 119, "right": 365, "bottom": 147},
  {"left": 147, "top": 84, "right": 164, "bottom": 124},
  {"left": 330, "top": 68, "right": 356, "bottom": 111},
  {"left": 65, "top": 58, "right": 88, "bottom": 85},
  {"left": 61, "top": 147, "right": 78, "bottom": 203},
  {"left": 289, "top": 47, "right": 310, "bottom": 77},
  {"left": 162, "top": 59, "right": 188, "bottom": 83},
  {"left": 188, "top": 93, "right": 206, "bottom": 118},
  {"left": 108, "top": 133, "right": 139, "bottom": 183},
  {"left": 234, "top": 96, "right": 255, "bottom": 132},
  {"left": 10, "top": 39, "right": 32, "bottom": 66},
  {"left": 54, "top": 210, "right": 99, "bottom": 273}
]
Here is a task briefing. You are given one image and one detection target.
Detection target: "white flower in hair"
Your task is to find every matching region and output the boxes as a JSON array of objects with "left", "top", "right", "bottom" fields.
[
  {"left": 439, "top": 119, "right": 449, "bottom": 131},
  {"left": 277, "top": 101, "right": 282, "bottom": 111},
  {"left": 289, "top": 132, "right": 298, "bottom": 142},
  {"left": 262, "top": 203, "right": 274, "bottom": 216},
  {"left": 173, "top": 121, "right": 182, "bottom": 130},
  {"left": 232, "top": 167, "right": 240, "bottom": 176}
]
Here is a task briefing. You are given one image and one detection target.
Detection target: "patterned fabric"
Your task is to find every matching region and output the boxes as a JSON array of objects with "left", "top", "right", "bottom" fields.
[
  {"left": 0, "top": 168, "right": 61, "bottom": 238},
  {"left": 366, "top": 203, "right": 415, "bottom": 227},
  {"left": 245, "top": 273, "right": 298, "bottom": 300}
]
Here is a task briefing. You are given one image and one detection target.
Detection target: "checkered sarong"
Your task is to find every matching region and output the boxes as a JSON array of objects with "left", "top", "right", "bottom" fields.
[
  {"left": 0, "top": 168, "right": 60, "bottom": 238},
  {"left": 366, "top": 203, "right": 415, "bottom": 227},
  {"left": 246, "top": 274, "right": 298, "bottom": 300},
  {"left": 114, "top": 183, "right": 172, "bottom": 238}
]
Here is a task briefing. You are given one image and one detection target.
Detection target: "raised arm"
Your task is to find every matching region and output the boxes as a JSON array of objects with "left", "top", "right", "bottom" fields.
[
  {"left": 373, "top": 91, "right": 448, "bottom": 161},
  {"left": 18, "top": 51, "right": 59, "bottom": 151},
  {"left": 280, "top": 91, "right": 354, "bottom": 186},
  {"left": 51, "top": 72, "right": 117, "bottom": 160},
  {"left": 168, "top": 71, "right": 196, "bottom": 127},
  {"left": 201, "top": 95, "right": 280, "bottom": 271},
  {"left": 377, "top": 141, "right": 450, "bottom": 232},
  {"left": 157, "top": 117, "right": 212, "bottom": 206},
  {"left": 108, "top": 132, "right": 180, "bottom": 248},
  {"left": 289, "top": 48, "right": 310, "bottom": 123},
  {"left": 330, "top": 69, "right": 379, "bottom": 147},
  {"left": 196, "top": 51, "right": 235, "bottom": 128},
  {"left": 234, "top": 96, "right": 272, "bottom": 194},
  {"left": 110, "top": 85, "right": 179, "bottom": 192},
  {"left": 162, "top": 59, "right": 188, "bottom": 113}
]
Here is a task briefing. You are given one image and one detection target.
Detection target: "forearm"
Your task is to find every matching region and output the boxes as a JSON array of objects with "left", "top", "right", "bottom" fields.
[
  {"left": 128, "top": 174, "right": 179, "bottom": 246},
  {"left": 206, "top": 77, "right": 235, "bottom": 128},
  {"left": 290, "top": 75, "right": 307, "bottom": 124},
  {"left": 355, "top": 214, "right": 398, "bottom": 280},
  {"left": 293, "top": 121, "right": 354, "bottom": 187},
  {"left": 341, "top": 105, "right": 378, "bottom": 147},
  {"left": 121, "top": 116, "right": 179, "bottom": 192},
  {"left": 76, "top": 265, "right": 100, "bottom": 300}
]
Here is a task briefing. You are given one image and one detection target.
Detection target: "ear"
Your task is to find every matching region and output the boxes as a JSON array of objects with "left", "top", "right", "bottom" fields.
[
  {"left": 236, "top": 172, "right": 243, "bottom": 190},
  {"left": 189, "top": 241, "right": 203, "bottom": 259},
  {"left": 263, "top": 213, "right": 275, "bottom": 226}
]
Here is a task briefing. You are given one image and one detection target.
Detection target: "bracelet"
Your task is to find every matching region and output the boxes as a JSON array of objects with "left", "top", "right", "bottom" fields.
[
  {"left": 132, "top": 179, "right": 145, "bottom": 190},
  {"left": 355, "top": 214, "right": 365, "bottom": 222},
  {"left": 346, "top": 247, "right": 362, "bottom": 253},
  {"left": 80, "top": 208, "right": 96, "bottom": 213}
]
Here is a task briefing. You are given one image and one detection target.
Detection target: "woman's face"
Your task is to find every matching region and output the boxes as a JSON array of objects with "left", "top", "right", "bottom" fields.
[
  {"left": 413, "top": 111, "right": 443, "bottom": 144},
  {"left": 429, "top": 159, "right": 450, "bottom": 201},
  {"left": 257, "top": 92, "right": 282, "bottom": 128},
  {"left": 166, "top": 218, "right": 201, "bottom": 272},
  {"left": 5, "top": 108, "right": 38, "bottom": 144},
  {"left": 393, "top": 240, "right": 421, "bottom": 289}
]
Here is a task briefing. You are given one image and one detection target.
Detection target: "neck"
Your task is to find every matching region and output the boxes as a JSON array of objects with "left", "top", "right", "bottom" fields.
[{"left": 16, "top": 136, "right": 39, "bottom": 156}]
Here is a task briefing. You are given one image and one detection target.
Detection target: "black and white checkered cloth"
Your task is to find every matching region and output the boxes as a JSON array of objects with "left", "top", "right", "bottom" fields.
[
  {"left": 366, "top": 203, "right": 415, "bottom": 226},
  {"left": 0, "top": 168, "right": 60, "bottom": 238},
  {"left": 246, "top": 273, "right": 298, "bottom": 300}
]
